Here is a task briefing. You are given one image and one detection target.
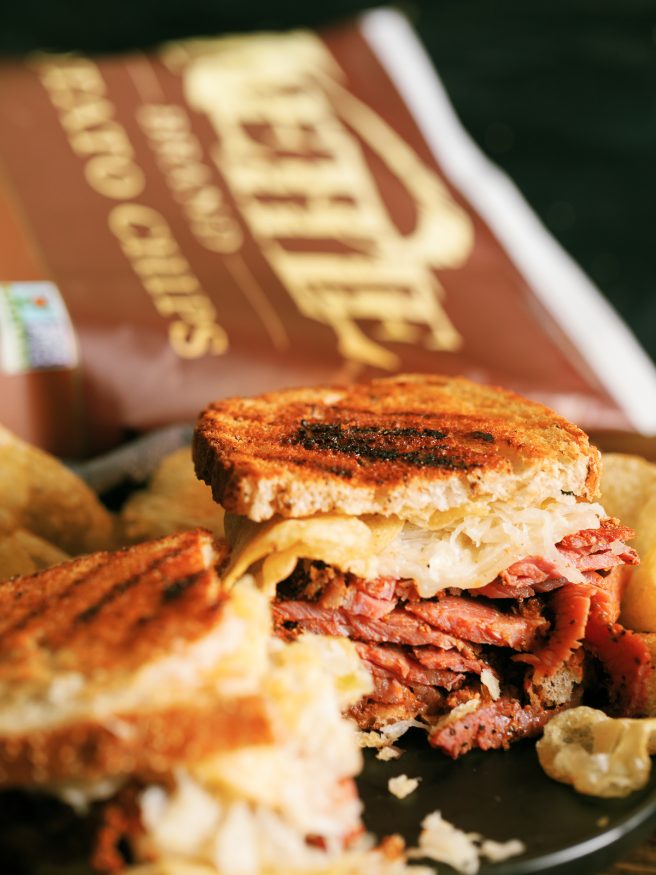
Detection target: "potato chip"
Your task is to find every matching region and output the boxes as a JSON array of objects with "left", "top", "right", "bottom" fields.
[
  {"left": 121, "top": 447, "right": 224, "bottom": 543},
  {"left": 621, "top": 548, "right": 656, "bottom": 632},
  {"left": 537, "top": 706, "right": 656, "bottom": 797},
  {"left": 0, "top": 533, "right": 38, "bottom": 580},
  {"left": 0, "top": 424, "right": 115, "bottom": 555},
  {"left": 0, "top": 508, "right": 14, "bottom": 532},
  {"left": 222, "top": 513, "right": 404, "bottom": 592},
  {"left": 600, "top": 453, "right": 656, "bottom": 631},
  {"left": 634, "top": 490, "right": 656, "bottom": 562},
  {"left": 599, "top": 453, "right": 656, "bottom": 529},
  {"left": 0, "top": 529, "right": 69, "bottom": 580},
  {"left": 9, "top": 529, "right": 69, "bottom": 569}
]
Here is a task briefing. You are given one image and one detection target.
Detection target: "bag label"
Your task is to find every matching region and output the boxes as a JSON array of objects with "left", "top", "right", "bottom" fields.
[{"left": 0, "top": 282, "right": 78, "bottom": 374}]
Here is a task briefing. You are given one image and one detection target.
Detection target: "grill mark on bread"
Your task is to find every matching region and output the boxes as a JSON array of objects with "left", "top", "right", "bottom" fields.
[
  {"left": 282, "top": 405, "right": 458, "bottom": 424},
  {"left": 296, "top": 420, "right": 449, "bottom": 440},
  {"left": 2, "top": 546, "right": 180, "bottom": 639},
  {"left": 194, "top": 374, "right": 601, "bottom": 520},
  {"left": 470, "top": 431, "right": 495, "bottom": 443},
  {"left": 162, "top": 572, "right": 204, "bottom": 603},
  {"left": 0, "top": 554, "right": 108, "bottom": 637},
  {"left": 289, "top": 420, "right": 473, "bottom": 471},
  {"left": 0, "top": 531, "right": 228, "bottom": 680},
  {"left": 74, "top": 549, "right": 182, "bottom": 625},
  {"left": 239, "top": 447, "right": 357, "bottom": 479}
]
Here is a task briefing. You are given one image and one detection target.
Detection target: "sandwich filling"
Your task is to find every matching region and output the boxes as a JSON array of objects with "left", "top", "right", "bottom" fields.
[
  {"left": 90, "top": 633, "right": 371, "bottom": 875},
  {"left": 223, "top": 503, "right": 649, "bottom": 758},
  {"left": 222, "top": 494, "right": 605, "bottom": 595}
]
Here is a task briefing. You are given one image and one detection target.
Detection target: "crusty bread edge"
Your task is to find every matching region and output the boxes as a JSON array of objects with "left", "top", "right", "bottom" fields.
[
  {"left": 0, "top": 697, "right": 275, "bottom": 786},
  {"left": 195, "top": 424, "right": 599, "bottom": 522},
  {"left": 193, "top": 373, "right": 601, "bottom": 522}
]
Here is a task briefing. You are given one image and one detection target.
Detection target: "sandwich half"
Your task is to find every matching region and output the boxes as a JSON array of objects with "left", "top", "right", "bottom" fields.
[
  {"left": 0, "top": 529, "right": 373, "bottom": 873},
  {"left": 194, "top": 374, "right": 651, "bottom": 757}
]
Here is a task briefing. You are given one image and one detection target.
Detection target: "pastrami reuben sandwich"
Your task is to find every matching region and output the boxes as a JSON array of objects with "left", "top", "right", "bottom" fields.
[
  {"left": 0, "top": 529, "right": 375, "bottom": 873},
  {"left": 194, "top": 374, "right": 651, "bottom": 757}
]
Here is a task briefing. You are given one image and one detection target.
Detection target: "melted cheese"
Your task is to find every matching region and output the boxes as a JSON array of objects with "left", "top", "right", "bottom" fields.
[
  {"left": 224, "top": 496, "right": 604, "bottom": 596},
  {"left": 222, "top": 513, "right": 403, "bottom": 593}
]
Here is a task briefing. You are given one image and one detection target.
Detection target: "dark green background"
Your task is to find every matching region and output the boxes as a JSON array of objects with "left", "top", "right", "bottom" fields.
[{"left": 2, "top": 1, "right": 655, "bottom": 365}]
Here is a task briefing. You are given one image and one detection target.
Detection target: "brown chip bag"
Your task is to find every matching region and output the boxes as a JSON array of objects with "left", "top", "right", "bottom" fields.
[
  {"left": 1, "top": 11, "right": 655, "bottom": 457},
  {"left": 600, "top": 454, "right": 656, "bottom": 632}
]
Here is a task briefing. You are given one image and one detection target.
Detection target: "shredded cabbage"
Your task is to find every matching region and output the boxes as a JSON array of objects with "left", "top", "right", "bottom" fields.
[
  {"left": 225, "top": 496, "right": 604, "bottom": 597},
  {"left": 359, "top": 496, "right": 604, "bottom": 595}
]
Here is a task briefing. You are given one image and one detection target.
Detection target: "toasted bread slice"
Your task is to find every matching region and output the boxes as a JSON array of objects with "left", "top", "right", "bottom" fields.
[
  {"left": 0, "top": 528, "right": 230, "bottom": 682},
  {"left": 194, "top": 374, "right": 600, "bottom": 522},
  {"left": 0, "top": 530, "right": 276, "bottom": 785},
  {"left": 0, "top": 697, "right": 273, "bottom": 785}
]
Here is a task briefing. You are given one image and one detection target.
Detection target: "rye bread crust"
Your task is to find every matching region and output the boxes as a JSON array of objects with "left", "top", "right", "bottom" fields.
[
  {"left": 0, "top": 530, "right": 229, "bottom": 683},
  {"left": 0, "top": 698, "right": 274, "bottom": 786},
  {"left": 0, "top": 531, "right": 279, "bottom": 786},
  {"left": 194, "top": 374, "right": 600, "bottom": 522}
]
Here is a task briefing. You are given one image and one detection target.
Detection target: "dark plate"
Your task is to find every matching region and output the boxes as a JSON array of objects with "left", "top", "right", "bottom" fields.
[{"left": 359, "top": 730, "right": 656, "bottom": 875}]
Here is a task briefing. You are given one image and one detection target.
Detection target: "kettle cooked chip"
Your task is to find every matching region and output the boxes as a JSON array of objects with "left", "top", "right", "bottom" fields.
[
  {"left": 121, "top": 448, "right": 225, "bottom": 544},
  {"left": 222, "top": 513, "right": 404, "bottom": 592},
  {"left": 537, "top": 706, "right": 656, "bottom": 797},
  {"left": 600, "top": 454, "right": 656, "bottom": 531},
  {"left": 600, "top": 454, "right": 656, "bottom": 632},
  {"left": 0, "top": 424, "right": 116, "bottom": 555},
  {"left": 0, "top": 529, "right": 69, "bottom": 580}
]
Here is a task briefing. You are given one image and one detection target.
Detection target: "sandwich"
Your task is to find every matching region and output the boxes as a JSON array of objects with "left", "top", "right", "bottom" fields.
[
  {"left": 0, "top": 528, "right": 374, "bottom": 873},
  {"left": 193, "top": 374, "right": 652, "bottom": 757}
]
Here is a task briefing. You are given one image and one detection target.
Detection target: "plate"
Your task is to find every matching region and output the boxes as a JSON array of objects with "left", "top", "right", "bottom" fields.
[{"left": 359, "top": 730, "right": 656, "bottom": 874}]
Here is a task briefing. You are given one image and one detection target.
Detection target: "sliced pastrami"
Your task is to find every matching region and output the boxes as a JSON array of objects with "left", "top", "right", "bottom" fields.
[
  {"left": 273, "top": 602, "right": 476, "bottom": 651},
  {"left": 341, "top": 587, "right": 396, "bottom": 619},
  {"left": 474, "top": 519, "right": 637, "bottom": 599},
  {"left": 356, "top": 642, "right": 465, "bottom": 691},
  {"left": 585, "top": 592, "right": 651, "bottom": 716},
  {"left": 429, "top": 696, "right": 556, "bottom": 757},
  {"left": 558, "top": 519, "right": 636, "bottom": 553},
  {"left": 406, "top": 597, "right": 548, "bottom": 650},
  {"left": 514, "top": 585, "right": 591, "bottom": 681},
  {"left": 412, "top": 645, "right": 488, "bottom": 676}
]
